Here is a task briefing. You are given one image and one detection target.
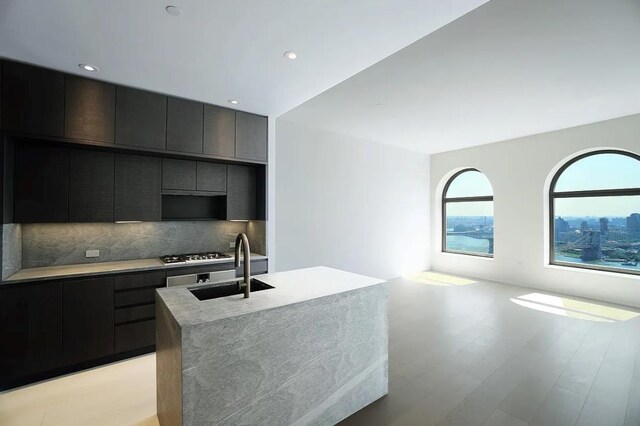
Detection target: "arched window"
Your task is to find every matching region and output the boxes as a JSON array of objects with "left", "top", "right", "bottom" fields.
[
  {"left": 550, "top": 150, "right": 640, "bottom": 275},
  {"left": 442, "top": 169, "right": 494, "bottom": 257}
]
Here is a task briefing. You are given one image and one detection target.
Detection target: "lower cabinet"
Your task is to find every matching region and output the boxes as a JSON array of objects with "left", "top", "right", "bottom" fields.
[
  {"left": 115, "top": 320, "right": 156, "bottom": 353},
  {"left": 114, "top": 271, "right": 165, "bottom": 353},
  {"left": 0, "top": 262, "right": 266, "bottom": 389},
  {"left": 0, "top": 281, "right": 62, "bottom": 388},
  {"left": 63, "top": 277, "right": 114, "bottom": 365}
]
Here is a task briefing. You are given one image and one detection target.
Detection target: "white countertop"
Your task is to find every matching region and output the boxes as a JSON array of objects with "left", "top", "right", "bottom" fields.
[
  {"left": 157, "top": 266, "right": 386, "bottom": 327},
  {"left": 3, "top": 253, "right": 268, "bottom": 284}
]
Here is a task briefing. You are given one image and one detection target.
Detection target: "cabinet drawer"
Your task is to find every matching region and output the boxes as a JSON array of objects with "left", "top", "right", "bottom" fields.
[
  {"left": 114, "top": 271, "right": 165, "bottom": 291},
  {"left": 114, "top": 288, "right": 158, "bottom": 308},
  {"left": 115, "top": 304, "right": 155, "bottom": 325},
  {"left": 115, "top": 320, "right": 155, "bottom": 353}
]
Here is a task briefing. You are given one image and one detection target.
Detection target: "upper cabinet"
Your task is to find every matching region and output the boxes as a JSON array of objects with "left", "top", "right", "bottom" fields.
[
  {"left": 1, "top": 60, "right": 268, "bottom": 164},
  {"left": 203, "top": 105, "right": 235, "bottom": 158},
  {"left": 167, "top": 98, "right": 203, "bottom": 154},
  {"left": 69, "top": 149, "right": 115, "bottom": 222},
  {"left": 162, "top": 159, "right": 196, "bottom": 192},
  {"left": 64, "top": 76, "right": 116, "bottom": 144},
  {"left": 226, "top": 165, "right": 257, "bottom": 220},
  {"left": 115, "top": 154, "right": 162, "bottom": 222},
  {"left": 115, "top": 87, "right": 167, "bottom": 150},
  {"left": 14, "top": 141, "right": 69, "bottom": 223},
  {"left": 236, "top": 112, "right": 267, "bottom": 162},
  {"left": 1, "top": 61, "right": 65, "bottom": 137}
]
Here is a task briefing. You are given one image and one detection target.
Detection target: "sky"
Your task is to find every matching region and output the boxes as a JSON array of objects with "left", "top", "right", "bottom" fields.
[{"left": 447, "top": 154, "right": 640, "bottom": 218}]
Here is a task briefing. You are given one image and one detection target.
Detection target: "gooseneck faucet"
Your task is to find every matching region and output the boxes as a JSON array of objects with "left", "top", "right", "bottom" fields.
[{"left": 235, "top": 233, "right": 251, "bottom": 298}]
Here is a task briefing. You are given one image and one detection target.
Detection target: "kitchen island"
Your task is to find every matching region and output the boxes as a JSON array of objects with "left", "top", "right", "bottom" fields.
[{"left": 156, "top": 266, "right": 388, "bottom": 426}]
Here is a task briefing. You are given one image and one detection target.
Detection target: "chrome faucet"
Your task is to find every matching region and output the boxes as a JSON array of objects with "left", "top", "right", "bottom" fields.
[{"left": 235, "top": 233, "right": 251, "bottom": 298}]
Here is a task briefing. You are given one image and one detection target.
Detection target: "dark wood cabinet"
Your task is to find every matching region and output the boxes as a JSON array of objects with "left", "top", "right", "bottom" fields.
[
  {"left": 167, "top": 98, "right": 203, "bottom": 154},
  {"left": 64, "top": 76, "right": 116, "bottom": 143},
  {"left": 115, "top": 154, "right": 162, "bottom": 221},
  {"left": 235, "top": 112, "right": 267, "bottom": 162},
  {"left": 115, "top": 320, "right": 155, "bottom": 353},
  {"left": 162, "top": 158, "right": 196, "bottom": 191},
  {"left": 62, "top": 277, "right": 114, "bottom": 366},
  {"left": 227, "top": 165, "right": 257, "bottom": 220},
  {"left": 203, "top": 105, "right": 235, "bottom": 158},
  {"left": 2, "top": 138, "right": 15, "bottom": 224},
  {"left": 0, "top": 281, "right": 62, "bottom": 388},
  {"left": 69, "top": 149, "right": 114, "bottom": 222},
  {"left": 14, "top": 141, "right": 69, "bottom": 223},
  {"left": 196, "top": 161, "right": 226, "bottom": 192},
  {"left": 1, "top": 61, "right": 65, "bottom": 137},
  {"left": 114, "top": 270, "right": 165, "bottom": 291},
  {"left": 115, "top": 86, "right": 166, "bottom": 150},
  {"left": 114, "top": 271, "right": 164, "bottom": 353}
]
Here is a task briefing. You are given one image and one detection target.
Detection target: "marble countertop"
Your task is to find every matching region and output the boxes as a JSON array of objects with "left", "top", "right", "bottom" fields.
[
  {"left": 2, "top": 253, "right": 268, "bottom": 284},
  {"left": 157, "top": 266, "right": 386, "bottom": 327}
]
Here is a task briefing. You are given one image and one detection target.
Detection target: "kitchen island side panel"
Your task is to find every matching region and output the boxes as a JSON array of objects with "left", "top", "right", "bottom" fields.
[
  {"left": 156, "top": 295, "right": 183, "bottom": 426},
  {"left": 179, "top": 283, "right": 387, "bottom": 426}
]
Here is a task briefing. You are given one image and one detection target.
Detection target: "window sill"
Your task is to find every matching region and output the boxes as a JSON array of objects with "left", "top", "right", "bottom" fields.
[
  {"left": 440, "top": 251, "right": 494, "bottom": 261},
  {"left": 545, "top": 263, "right": 640, "bottom": 280}
]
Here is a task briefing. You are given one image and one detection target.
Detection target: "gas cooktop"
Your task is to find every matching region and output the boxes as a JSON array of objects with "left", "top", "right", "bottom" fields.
[{"left": 159, "top": 252, "right": 232, "bottom": 264}]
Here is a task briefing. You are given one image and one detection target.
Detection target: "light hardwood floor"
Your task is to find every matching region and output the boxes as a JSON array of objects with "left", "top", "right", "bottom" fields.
[{"left": 1, "top": 272, "right": 639, "bottom": 426}]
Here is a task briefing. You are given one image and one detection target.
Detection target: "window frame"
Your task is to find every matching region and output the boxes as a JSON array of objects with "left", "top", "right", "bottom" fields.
[
  {"left": 549, "top": 149, "right": 640, "bottom": 276},
  {"left": 442, "top": 168, "right": 494, "bottom": 258}
]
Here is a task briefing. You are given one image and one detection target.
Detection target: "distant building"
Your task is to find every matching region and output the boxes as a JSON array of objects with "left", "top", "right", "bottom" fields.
[
  {"left": 555, "top": 217, "right": 569, "bottom": 233},
  {"left": 600, "top": 218, "right": 609, "bottom": 234},
  {"left": 580, "top": 221, "right": 589, "bottom": 233},
  {"left": 628, "top": 213, "right": 640, "bottom": 233}
]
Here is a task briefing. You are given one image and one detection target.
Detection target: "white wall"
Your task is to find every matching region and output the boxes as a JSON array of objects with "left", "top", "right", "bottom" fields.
[
  {"left": 275, "top": 119, "right": 430, "bottom": 280},
  {"left": 430, "top": 113, "right": 640, "bottom": 308}
]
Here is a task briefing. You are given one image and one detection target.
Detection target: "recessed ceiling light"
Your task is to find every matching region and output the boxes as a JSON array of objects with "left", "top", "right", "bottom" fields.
[
  {"left": 228, "top": 99, "right": 239, "bottom": 105},
  {"left": 166, "top": 5, "right": 182, "bottom": 16},
  {"left": 79, "top": 64, "right": 98, "bottom": 72},
  {"left": 284, "top": 51, "right": 298, "bottom": 60}
]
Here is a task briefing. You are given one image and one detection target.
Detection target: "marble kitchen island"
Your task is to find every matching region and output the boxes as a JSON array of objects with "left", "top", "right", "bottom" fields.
[{"left": 156, "top": 266, "right": 388, "bottom": 426}]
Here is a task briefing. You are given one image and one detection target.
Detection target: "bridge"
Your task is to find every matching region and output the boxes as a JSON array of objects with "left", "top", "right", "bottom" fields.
[{"left": 560, "top": 230, "right": 602, "bottom": 261}]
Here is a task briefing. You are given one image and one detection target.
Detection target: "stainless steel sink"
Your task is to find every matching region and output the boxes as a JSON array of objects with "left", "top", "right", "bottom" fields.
[{"left": 189, "top": 279, "right": 274, "bottom": 301}]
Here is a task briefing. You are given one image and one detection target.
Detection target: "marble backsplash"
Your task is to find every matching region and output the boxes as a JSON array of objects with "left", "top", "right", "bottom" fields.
[
  {"left": 21, "top": 221, "right": 249, "bottom": 269},
  {"left": 2, "top": 224, "right": 22, "bottom": 279}
]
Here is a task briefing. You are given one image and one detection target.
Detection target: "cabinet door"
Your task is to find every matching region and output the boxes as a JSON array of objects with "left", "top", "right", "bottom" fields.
[
  {"left": 167, "top": 98, "right": 203, "bottom": 154},
  {"left": 196, "top": 161, "right": 226, "bottom": 192},
  {"left": 162, "top": 158, "right": 196, "bottom": 191},
  {"left": 63, "top": 277, "right": 114, "bottom": 365},
  {"left": 115, "top": 320, "right": 155, "bottom": 353},
  {"left": 1, "top": 61, "right": 65, "bottom": 137},
  {"left": 0, "top": 281, "right": 62, "bottom": 387},
  {"left": 14, "top": 141, "right": 69, "bottom": 223},
  {"left": 64, "top": 75, "right": 116, "bottom": 143},
  {"left": 115, "top": 87, "right": 166, "bottom": 150},
  {"left": 114, "top": 154, "right": 162, "bottom": 221},
  {"left": 235, "top": 112, "right": 267, "bottom": 162},
  {"left": 203, "top": 105, "right": 235, "bottom": 158},
  {"left": 227, "top": 165, "right": 256, "bottom": 220},
  {"left": 69, "top": 149, "right": 114, "bottom": 222}
]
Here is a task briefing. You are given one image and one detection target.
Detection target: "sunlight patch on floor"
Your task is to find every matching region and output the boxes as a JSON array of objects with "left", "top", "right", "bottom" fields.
[
  {"left": 404, "top": 271, "right": 476, "bottom": 286},
  {"left": 511, "top": 292, "right": 640, "bottom": 322}
]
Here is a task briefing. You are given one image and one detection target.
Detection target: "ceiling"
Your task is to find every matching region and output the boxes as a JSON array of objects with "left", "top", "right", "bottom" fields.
[
  {"left": 0, "top": 0, "right": 487, "bottom": 116},
  {"left": 281, "top": 0, "right": 640, "bottom": 154}
]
